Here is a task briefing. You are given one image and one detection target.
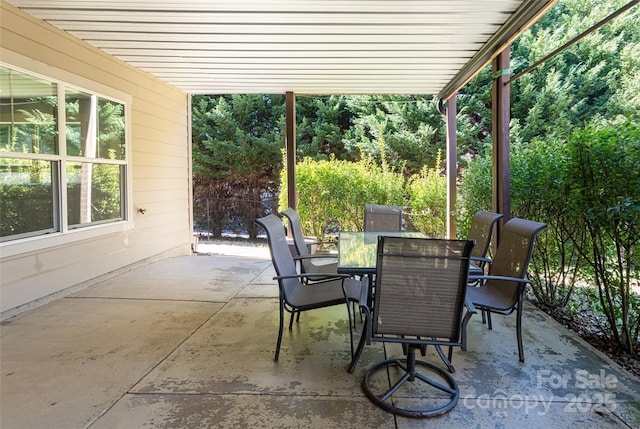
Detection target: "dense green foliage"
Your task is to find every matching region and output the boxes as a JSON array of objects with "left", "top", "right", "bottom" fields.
[
  {"left": 565, "top": 118, "right": 640, "bottom": 354},
  {"left": 192, "top": 94, "right": 285, "bottom": 237},
  {"left": 508, "top": 0, "right": 640, "bottom": 143},
  {"left": 461, "top": 117, "right": 639, "bottom": 354},
  {"left": 277, "top": 153, "right": 447, "bottom": 241},
  {"left": 279, "top": 155, "right": 406, "bottom": 240},
  {"left": 406, "top": 151, "right": 447, "bottom": 238},
  {"left": 0, "top": 182, "right": 53, "bottom": 236},
  {"left": 461, "top": 133, "right": 584, "bottom": 309}
]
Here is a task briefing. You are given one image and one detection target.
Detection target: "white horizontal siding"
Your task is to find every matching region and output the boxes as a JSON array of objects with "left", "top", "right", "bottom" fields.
[{"left": 1, "top": 3, "right": 193, "bottom": 314}]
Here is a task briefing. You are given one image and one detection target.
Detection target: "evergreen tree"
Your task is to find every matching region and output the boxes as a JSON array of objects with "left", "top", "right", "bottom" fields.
[
  {"left": 295, "top": 95, "right": 353, "bottom": 161},
  {"left": 191, "top": 94, "right": 284, "bottom": 237}
]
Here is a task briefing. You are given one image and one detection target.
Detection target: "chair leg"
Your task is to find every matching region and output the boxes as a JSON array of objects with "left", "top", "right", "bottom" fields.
[
  {"left": 517, "top": 298, "right": 525, "bottom": 362},
  {"left": 347, "top": 316, "right": 368, "bottom": 373},
  {"left": 275, "top": 300, "right": 285, "bottom": 361},
  {"left": 419, "top": 344, "right": 427, "bottom": 356},
  {"left": 345, "top": 299, "right": 355, "bottom": 358},
  {"left": 289, "top": 311, "right": 295, "bottom": 329},
  {"left": 435, "top": 344, "right": 455, "bottom": 373},
  {"left": 460, "top": 309, "right": 474, "bottom": 352}
]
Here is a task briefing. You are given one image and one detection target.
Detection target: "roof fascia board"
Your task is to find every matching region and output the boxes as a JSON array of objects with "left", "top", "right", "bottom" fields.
[{"left": 438, "top": 0, "right": 559, "bottom": 100}]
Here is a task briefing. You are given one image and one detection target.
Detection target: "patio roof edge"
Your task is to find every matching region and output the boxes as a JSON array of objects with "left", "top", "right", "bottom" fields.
[{"left": 437, "top": 0, "right": 559, "bottom": 101}]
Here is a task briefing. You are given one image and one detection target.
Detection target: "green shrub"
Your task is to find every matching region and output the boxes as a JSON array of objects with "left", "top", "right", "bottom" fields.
[
  {"left": 407, "top": 151, "right": 446, "bottom": 237},
  {"left": 512, "top": 138, "right": 585, "bottom": 309},
  {"left": 457, "top": 155, "right": 492, "bottom": 236},
  {"left": 279, "top": 155, "right": 404, "bottom": 241},
  {"left": 565, "top": 116, "right": 640, "bottom": 355},
  {"left": 460, "top": 116, "right": 639, "bottom": 355},
  {"left": 460, "top": 137, "right": 584, "bottom": 309}
]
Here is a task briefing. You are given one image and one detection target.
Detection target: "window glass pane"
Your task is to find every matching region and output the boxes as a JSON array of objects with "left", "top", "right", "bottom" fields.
[
  {"left": 98, "top": 98, "right": 125, "bottom": 160},
  {"left": 65, "top": 91, "right": 125, "bottom": 160},
  {"left": 65, "top": 89, "right": 92, "bottom": 157},
  {"left": 0, "top": 158, "right": 57, "bottom": 240},
  {"left": 0, "top": 67, "right": 58, "bottom": 154},
  {"left": 1, "top": 65, "right": 128, "bottom": 242},
  {"left": 67, "top": 162, "right": 123, "bottom": 227}
]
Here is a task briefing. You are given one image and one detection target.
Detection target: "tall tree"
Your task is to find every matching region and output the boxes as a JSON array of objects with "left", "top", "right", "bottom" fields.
[
  {"left": 192, "top": 94, "right": 284, "bottom": 237},
  {"left": 342, "top": 95, "right": 445, "bottom": 174},
  {"left": 295, "top": 95, "right": 354, "bottom": 161},
  {"left": 511, "top": 0, "right": 640, "bottom": 143}
]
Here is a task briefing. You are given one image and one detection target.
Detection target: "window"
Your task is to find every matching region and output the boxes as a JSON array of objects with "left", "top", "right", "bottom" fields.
[{"left": 0, "top": 65, "right": 129, "bottom": 244}]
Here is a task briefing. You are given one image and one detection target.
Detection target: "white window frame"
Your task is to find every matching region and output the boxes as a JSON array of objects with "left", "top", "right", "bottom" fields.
[{"left": 0, "top": 52, "right": 133, "bottom": 258}]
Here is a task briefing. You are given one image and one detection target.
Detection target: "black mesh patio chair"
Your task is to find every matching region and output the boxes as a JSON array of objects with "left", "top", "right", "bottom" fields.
[
  {"left": 255, "top": 214, "right": 361, "bottom": 361},
  {"left": 363, "top": 204, "right": 402, "bottom": 232},
  {"left": 281, "top": 207, "right": 339, "bottom": 280},
  {"left": 466, "top": 218, "right": 547, "bottom": 362},
  {"left": 282, "top": 208, "right": 363, "bottom": 330},
  {"left": 467, "top": 210, "right": 503, "bottom": 277},
  {"left": 351, "top": 236, "right": 476, "bottom": 418}
]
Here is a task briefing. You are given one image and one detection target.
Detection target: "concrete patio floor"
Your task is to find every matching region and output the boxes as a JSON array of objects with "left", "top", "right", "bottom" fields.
[{"left": 1, "top": 241, "right": 639, "bottom": 428}]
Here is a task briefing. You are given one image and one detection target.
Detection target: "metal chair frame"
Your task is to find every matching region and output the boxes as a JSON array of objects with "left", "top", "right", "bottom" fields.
[
  {"left": 281, "top": 208, "right": 339, "bottom": 281},
  {"left": 350, "top": 236, "right": 476, "bottom": 418},
  {"left": 256, "top": 214, "right": 361, "bottom": 361},
  {"left": 466, "top": 217, "right": 547, "bottom": 362},
  {"left": 467, "top": 210, "right": 504, "bottom": 277}
]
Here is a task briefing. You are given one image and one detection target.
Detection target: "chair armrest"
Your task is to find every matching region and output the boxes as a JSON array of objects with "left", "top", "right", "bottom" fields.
[
  {"left": 292, "top": 254, "right": 338, "bottom": 261},
  {"left": 461, "top": 295, "right": 477, "bottom": 352},
  {"left": 273, "top": 273, "right": 350, "bottom": 281},
  {"left": 470, "top": 256, "right": 492, "bottom": 270},
  {"left": 307, "top": 239, "right": 336, "bottom": 246},
  {"left": 467, "top": 275, "right": 532, "bottom": 285},
  {"left": 464, "top": 296, "right": 477, "bottom": 314},
  {"left": 306, "top": 237, "right": 338, "bottom": 253}
]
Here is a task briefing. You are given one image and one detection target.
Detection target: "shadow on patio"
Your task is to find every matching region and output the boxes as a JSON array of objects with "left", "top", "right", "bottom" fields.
[{"left": 1, "top": 242, "right": 639, "bottom": 429}]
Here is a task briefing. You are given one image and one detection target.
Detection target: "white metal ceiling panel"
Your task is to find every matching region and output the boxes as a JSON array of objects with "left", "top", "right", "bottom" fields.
[{"left": 5, "top": 0, "right": 557, "bottom": 95}]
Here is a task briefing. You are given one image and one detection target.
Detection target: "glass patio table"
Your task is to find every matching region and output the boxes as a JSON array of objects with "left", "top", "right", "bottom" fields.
[{"left": 337, "top": 231, "right": 426, "bottom": 276}]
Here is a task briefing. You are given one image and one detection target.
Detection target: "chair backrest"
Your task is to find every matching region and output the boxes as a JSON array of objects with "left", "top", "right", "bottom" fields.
[
  {"left": 281, "top": 208, "right": 310, "bottom": 257},
  {"left": 255, "top": 214, "right": 300, "bottom": 301},
  {"left": 364, "top": 204, "right": 402, "bottom": 232},
  {"left": 468, "top": 210, "right": 503, "bottom": 259},
  {"left": 372, "top": 237, "right": 475, "bottom": 340},
  {"left": 486, "top": 218, "right": 547, "bottom": 301}
]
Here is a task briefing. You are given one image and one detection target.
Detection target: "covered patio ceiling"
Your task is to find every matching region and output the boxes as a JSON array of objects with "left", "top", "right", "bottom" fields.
[{"left": 6, "top": 0, "right": 557, "bottom": 97}]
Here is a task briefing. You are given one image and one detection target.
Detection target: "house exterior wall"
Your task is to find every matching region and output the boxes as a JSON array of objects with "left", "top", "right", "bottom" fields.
[{"left": 0, "top": 3, "right": 194, "bottom": 314}]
